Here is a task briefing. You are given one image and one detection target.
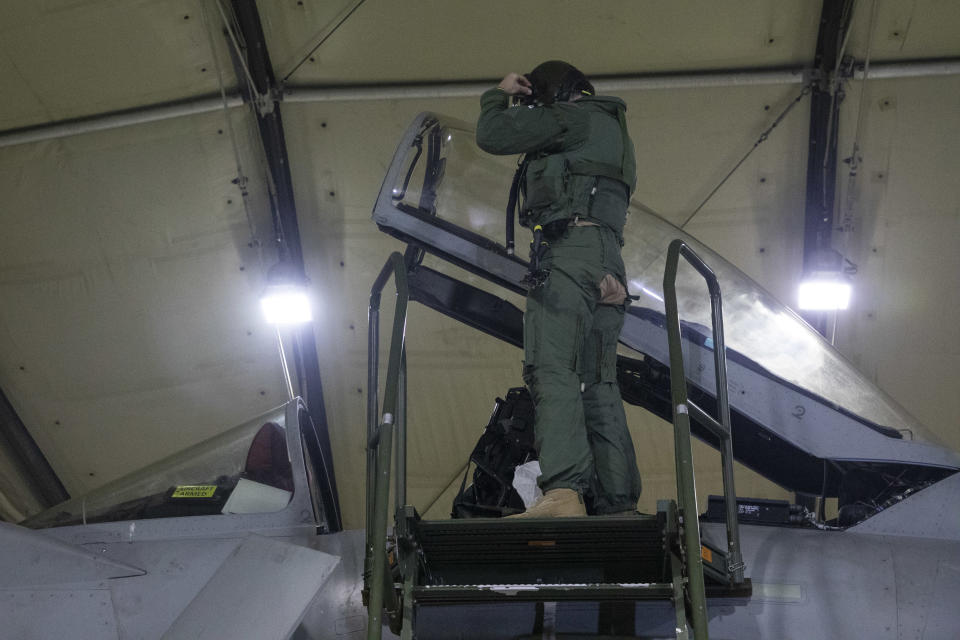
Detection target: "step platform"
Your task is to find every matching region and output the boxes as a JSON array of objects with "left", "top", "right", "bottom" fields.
[
  {"left": 401, "top": 510, "right": 751, "bottom": 605},
  {"left": 412, "top": 515, "right": 665, "bottom": 587}
]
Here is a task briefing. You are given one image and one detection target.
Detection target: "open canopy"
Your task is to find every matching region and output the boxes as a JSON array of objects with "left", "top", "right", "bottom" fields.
[{"left": 374, "top": 113, "right": 959, "bottom": 488}]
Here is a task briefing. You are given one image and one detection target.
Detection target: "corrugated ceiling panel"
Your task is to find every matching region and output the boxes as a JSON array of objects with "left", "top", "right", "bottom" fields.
[
  {"left": 0, "top": 108, "right": 283, "bottom": 495},
  {"left": 0, "top": 0, "right": 235, "bottom": 130},
  {"left": 834, "top": 76, "right": 960, "bottom": 452},
  {"left": 263, "top": 0, "right": 821, "bottom": 85},
  {"left": 846, "top": 0, "right": 960, "bottom": 61}
]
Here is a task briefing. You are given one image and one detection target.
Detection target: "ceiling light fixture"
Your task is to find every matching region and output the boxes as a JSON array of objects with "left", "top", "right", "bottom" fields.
[
  {"left": 797, "top": 249, "right": 852, "bottom": 311},
  {"left": 798, "top": 276, "right": 852, "bottom": 311},
  {"left": 260, "top": 262, "right": 313, "bottom": 325}
]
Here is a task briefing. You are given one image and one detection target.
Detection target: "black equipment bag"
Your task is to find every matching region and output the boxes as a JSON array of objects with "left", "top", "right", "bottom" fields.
[{"left": 451, "top": 387, "right": 538, "bottom": 518}]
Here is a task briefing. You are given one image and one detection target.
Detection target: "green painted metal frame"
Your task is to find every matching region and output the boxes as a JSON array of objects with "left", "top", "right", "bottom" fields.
[
  {"left": 660, "top": 499, "right": 690, "bottom": 640},
  {"left": 364, "top": 240, "right": 745, "bottom": 639},
  {"left": 663, "top": 238, "right": 747, "bottom": 640},
  {"left": 365, "top": 252, "right": 410, "bottom": 640}
]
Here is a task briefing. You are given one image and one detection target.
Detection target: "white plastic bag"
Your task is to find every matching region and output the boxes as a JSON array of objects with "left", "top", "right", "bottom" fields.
[{"left": 512, "top": 460, "right": 543, "bottom": 508}]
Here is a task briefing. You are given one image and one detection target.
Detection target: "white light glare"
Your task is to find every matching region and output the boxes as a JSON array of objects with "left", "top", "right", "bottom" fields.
[
  {"left": 260, "top": 286, "right": 313, "bottom": 324},
  {"left": 630, "top": 280, "right": 665, "bottom": 303},
  {"left": 640, "top": 286, "right": 665, "bottom": 303},
  {"left": 798, "top": 278, "right": 851, "bottom": 311}
]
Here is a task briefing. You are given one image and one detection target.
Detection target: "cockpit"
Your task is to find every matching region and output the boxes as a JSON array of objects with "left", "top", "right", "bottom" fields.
[{"left": 22, "top": 400, "right": 332, "bottom": 535}]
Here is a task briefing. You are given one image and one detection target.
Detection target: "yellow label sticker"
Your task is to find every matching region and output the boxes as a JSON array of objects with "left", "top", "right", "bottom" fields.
[
  {"left": 171, "top": 485, "right": 217, "bottom": 499},
  {"left": 701, "top": 546, "right": 713, "bottom": 564}
]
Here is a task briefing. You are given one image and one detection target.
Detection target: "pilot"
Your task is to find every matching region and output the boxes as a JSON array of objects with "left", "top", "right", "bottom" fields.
[{"left": 476, "top": 61, "right": 642, "bottom": 517}]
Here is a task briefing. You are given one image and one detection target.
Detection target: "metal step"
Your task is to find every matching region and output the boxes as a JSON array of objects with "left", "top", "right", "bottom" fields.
[
  {"left": 412, "top": 516, "right": 667, "bottom": 586},
  {"left": 414, "top": 582, "right": 676, "bottom": 603},
  {"left": 414, "top": 579, "right": 754, "bottom": 605}
]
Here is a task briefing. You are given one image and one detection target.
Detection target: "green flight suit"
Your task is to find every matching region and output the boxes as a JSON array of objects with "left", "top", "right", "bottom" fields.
[{"left": 477, "top": 88, "right": 642, "bottom": 513}]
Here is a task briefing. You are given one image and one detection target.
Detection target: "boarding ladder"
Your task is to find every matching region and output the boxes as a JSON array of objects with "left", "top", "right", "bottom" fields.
[{"left": 364, "top": 240, "right": 750, "bottom": 639}]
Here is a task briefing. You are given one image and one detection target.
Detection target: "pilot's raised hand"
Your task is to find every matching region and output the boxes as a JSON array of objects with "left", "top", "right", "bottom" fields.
[{"left": 497, "top": 72, "right": 532, "bottom": 96}]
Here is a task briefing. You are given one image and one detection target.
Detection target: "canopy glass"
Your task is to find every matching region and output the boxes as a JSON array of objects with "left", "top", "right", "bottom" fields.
[{"left": 388, "top": 114, "right": 938, "bottom": 445}]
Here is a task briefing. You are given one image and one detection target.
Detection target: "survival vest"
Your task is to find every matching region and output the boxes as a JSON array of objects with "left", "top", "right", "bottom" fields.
[{"left": 519, "top": 96, "right": 637, "bottom": 236}]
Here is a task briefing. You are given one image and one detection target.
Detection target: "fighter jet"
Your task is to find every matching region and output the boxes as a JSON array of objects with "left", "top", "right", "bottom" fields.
[{"left": 4, "top": 113, "right": 958, "bottom": 640}]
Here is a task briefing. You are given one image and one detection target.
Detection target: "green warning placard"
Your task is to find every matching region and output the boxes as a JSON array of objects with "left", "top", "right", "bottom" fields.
[{"left": 171, "top": 485, "right": 217, "bottom": 499}]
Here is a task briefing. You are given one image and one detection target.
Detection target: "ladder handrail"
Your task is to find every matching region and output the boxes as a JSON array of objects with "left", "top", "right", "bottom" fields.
[
  {"left": 663, "top": 239, "right": 746, "bottom": 640},
  {"left": 365, "top": 251, "right": 411, "bottom": 640},
  {"left": 366, "top": 242, "right": 744, "bottom": 640}
]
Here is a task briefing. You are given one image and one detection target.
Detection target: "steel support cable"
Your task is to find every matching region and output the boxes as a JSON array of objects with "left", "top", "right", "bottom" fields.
[
  {"left": 679, "top": 82, "right": 814, "bottom": 230},
  {"left": 260, "top": 155, "right": 286, "bottom": 254},
  {"left": 840, "top": 0, "right": 880, "bottom": 237},
  {"left": 827, "top": 0, "right": 879, "bottom": 345},
  {"left": 281, "top": 0, "right": 367, "bottom": 83},
  {"left": 214, "top": 0, "right": 260, "bottom": 102},
  {"left": 213, "top": 0, "right": 288, "bottom": 254},
  {"left": 821, "top": 0, "right": 858, "bottom": 212},
  {"left": 200, "top": 0, "right": 261, "bottom": 253}
]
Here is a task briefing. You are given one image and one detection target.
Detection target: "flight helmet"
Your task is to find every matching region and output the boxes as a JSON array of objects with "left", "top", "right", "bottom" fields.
[{"left": 523, "top": 60, "right": 594, "bottom": 105}]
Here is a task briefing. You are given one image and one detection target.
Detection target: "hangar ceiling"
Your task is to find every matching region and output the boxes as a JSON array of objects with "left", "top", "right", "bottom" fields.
[{"left": 0, "top": 0, "right": 957, "bottom": 527}]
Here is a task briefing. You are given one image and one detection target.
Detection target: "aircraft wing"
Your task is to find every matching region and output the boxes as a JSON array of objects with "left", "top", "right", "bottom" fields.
[
  {"left": 0, "top": 522, "right": 338, "bottom": 640},
  {"left": 7, "top": 398, "right": 342, "bottom": 639},
  {"left": 161, "top": 534, "right": 339, "bottom": 640}
]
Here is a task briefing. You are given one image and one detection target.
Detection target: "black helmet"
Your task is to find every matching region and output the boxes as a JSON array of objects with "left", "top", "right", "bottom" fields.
[{"left": 524, "top": 60, "right": 594, "bottom": 105}]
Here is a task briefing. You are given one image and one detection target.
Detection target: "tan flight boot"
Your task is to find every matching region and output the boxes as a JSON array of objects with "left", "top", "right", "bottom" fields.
[{"left": 507, "top": 488, "right": 587, "bottom": 518}]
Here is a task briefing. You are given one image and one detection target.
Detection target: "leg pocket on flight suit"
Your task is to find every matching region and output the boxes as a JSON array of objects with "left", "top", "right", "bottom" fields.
[
  {"left": 571, "top": 315, "right": 585, "bottom": 376},
  {"left": 595, "top": 274, "right": 627, "bottom": 384},
  {"left": 597, "top": 313, "right": 622, "bottom": 383},
  {"left": 522, "top": 291, "right": 543, "bottom": 381}
]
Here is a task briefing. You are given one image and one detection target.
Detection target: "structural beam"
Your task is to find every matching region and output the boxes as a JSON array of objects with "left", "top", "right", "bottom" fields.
[
  {"left": 2, "top": 59, "right": 959, "bottom": 148},
  {"left": 228, "top": 0, "right": 341, "bottom": 531},
  {"left": 801, "top": 0, "right": 857, "bottom": 336},
  {"left": 0, "top": 387, "right": 69, "bottom": 511}
]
